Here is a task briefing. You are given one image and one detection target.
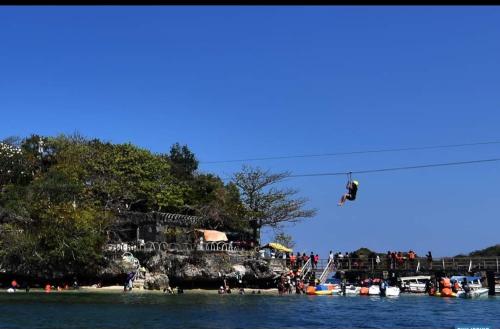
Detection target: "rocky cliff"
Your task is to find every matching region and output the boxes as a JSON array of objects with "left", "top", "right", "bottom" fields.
[{"left": 99, "top": 251, "right": 287, "bottom": 290}]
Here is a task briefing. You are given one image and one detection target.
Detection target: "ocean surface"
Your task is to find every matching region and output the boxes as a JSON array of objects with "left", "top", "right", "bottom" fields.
[{"left": 0, "top": 292, "right": 499, "bottom": 329}]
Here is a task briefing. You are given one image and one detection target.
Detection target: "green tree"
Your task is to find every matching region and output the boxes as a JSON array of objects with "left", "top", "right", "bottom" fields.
[
  {"left": 0, "top": 141, "right": 33, "bottom": 187},
  {"left": 187, "top": 174, "right": 247, "bottom": 230},
  {"left": 0, "top": 202, "right": 110, "bottom": 277},
  {"left": 168, "top": 143, "right": 199, "bottom": 180},
  {"left": 81, "top": 140, "right": 185, "bottom": 212},
  {"left": 0, "top": 133, "right": 255, "bottom": 279}
]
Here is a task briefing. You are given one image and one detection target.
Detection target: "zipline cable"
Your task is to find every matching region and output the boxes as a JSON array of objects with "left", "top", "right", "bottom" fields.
[
  {"left": 288, "top": 157, "right": 500, "bottom": 178},
  {"left": 200, "top": 140, "right": 500, "bottom": 164}
]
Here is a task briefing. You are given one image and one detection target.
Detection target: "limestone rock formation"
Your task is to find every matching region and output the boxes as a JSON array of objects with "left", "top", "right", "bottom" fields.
[{"left": 144, "top": 273, "right": 170, "bottom": 290}]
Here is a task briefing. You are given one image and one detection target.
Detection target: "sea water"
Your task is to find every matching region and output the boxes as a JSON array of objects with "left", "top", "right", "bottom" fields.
[{"left": 0, "top": 292, "right": 498, "bottom": 328}]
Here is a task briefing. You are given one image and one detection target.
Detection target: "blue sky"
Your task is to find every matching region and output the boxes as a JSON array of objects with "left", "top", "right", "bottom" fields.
[{"left": 1, "top": 6, "right": 499, "bottom": 257}]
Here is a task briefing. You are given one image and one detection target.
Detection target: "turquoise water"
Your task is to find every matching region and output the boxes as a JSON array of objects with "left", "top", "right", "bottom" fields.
[{"left": 0, "top": 292, "right": 499, "bottom": 328}]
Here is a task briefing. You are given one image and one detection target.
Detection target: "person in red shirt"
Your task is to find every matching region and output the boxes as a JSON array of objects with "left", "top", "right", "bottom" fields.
[
  {"left": 289, "top": 253, "right": 296, "bottom": 268},
  {"left": 313, "top": 254, "right": 319, "bottom": 269}
]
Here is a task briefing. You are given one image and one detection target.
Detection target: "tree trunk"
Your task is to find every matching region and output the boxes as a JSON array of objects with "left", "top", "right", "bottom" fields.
[{"left": 251, "top": 220, "right": 261, "bottom": 246}]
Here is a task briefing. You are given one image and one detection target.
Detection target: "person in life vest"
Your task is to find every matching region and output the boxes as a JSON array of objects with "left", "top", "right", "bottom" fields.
[
  {"left": 338, "top": 180, "right": 359, "bottom": 206},
  {"left": 462, "top": 278, "right": 471, "bottom": 294}
]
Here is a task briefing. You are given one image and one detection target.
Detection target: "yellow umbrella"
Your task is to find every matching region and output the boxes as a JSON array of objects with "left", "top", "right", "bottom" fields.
[{"left": 265, "top": 242, "right": 293, "bottom": 253}]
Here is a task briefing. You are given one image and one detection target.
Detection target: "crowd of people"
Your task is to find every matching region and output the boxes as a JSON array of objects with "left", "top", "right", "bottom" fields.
[
  {"left": 277, "top": 270, "right": 307, "bottom": 295},
  {"left": 385, "top": 250, "right": 434, "bottom": 269},
  {"left": 5, "top": 279, "right": 79, "bottom": 293},
  {"left": 270, "top": 249, "right": 435, "bottom": 272}
]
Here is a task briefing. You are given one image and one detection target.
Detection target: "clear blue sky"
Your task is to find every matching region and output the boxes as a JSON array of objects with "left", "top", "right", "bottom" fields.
[{"left": 1, "top": 6, "right": 499, "bottom": 257}]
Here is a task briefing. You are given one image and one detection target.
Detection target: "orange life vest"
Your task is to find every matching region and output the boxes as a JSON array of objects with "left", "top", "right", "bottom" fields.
[
  {"left": 440, "top": 278, "right": 451, "bottom": 288},
  {"left": 306, "top": 286, "right": 316, "bottom": 295},
  {"left": 441, "top": 287, "right": 453, "bottom": 296},
  {"left": 360, "top": 287, "right": 369, "bottom": 295}
]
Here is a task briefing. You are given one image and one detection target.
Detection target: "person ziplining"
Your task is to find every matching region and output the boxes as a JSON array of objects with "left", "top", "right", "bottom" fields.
[{"left": 338, "top": 172, "right": 358, "bottom": 206}]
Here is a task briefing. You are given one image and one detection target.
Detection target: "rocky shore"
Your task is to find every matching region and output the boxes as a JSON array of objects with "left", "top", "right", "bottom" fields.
[
  {"left": 97, "top": 250, "right": 286, "bottom": 291},
  {"left": 0, "top": 239, "right": 287, "bottom": 291}
]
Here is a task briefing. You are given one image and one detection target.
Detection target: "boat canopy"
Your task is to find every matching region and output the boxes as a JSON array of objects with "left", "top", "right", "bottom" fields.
[
  {"left": 399, "top": 276, "right": 431, "bottom": 281},
  {"left": 450, "top": 276, "right": 481, "bottom": 282},
  {"left": 262, "top": 242, "right": 293, "bottom": 253}
]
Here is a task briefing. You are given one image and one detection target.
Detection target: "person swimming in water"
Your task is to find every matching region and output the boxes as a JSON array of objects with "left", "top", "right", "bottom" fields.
[{"left": 338, "top": 180, "right": 358, "bottom": 206}]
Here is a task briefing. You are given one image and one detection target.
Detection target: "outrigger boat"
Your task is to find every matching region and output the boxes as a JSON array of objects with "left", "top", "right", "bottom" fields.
[
  {"left": 451, "top": 276, "right": 489, "bottom": 298},
  {"left": 431, "top": 276, "right": 488, "bottom": 298},
  {"left": 368, "top": 285, "right": 400, "bottom": 296},
  {"left": 385, "top": 287, "right": 401, "bottom": 296},
  {"left": 398, "top": 275, "right": 431, "bottom": 293},
  {"left": 342, "top": 285, "right": 361, "bottom": 295},
  {"left": 365, "top": 278, "right": 399, "bottom": 297}
]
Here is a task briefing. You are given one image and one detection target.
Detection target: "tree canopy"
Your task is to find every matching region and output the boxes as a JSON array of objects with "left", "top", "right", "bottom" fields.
[
  {"left": 232, "top": 165, "right": 316, "bottom": 243},
  {"left": 0, "top": 134, "right": 250, "bottom": 278}
]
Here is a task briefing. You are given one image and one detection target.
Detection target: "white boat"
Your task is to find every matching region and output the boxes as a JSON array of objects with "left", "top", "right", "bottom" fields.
[
  {"left": 343, "top": 285, "right": 360, "bottom": 295},
  {"left": 451, "top": 276, "right": 489, "bottom": 298},
  {"left": 456, "top": 287, "right": 489, "bottom": 298},
  {"left": 385, "top": 287, "right": 401, "bottom": 296},
  {"left": 368, "top": 284, "right": 400, "bottom": 296},
  {"left": 398, "top": 275, "right": 431, "bottom": 293},
  {"left": 368, "top": 285, "right": 380, "bottom": 295}
]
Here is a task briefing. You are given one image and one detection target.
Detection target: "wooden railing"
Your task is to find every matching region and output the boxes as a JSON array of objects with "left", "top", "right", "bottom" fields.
[
  {"left": 318, "top": 257, "right": 500, "bottom": 272},
  {"left": 105, "top": 244, "right": 500, "bottom": 273}
]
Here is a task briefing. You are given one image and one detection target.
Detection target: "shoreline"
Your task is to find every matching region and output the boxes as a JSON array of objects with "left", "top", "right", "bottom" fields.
[{"left": 1, "top": 286, "right": 279, "bottom": 295}]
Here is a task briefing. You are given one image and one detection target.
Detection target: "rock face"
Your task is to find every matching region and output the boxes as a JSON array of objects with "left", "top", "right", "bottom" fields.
[
  {"left": 100, "top": 251, "right": 287, "bottom": 289},
  {"left": 139, "top": 251, "right": 285, "bottom": 288},
  {"left": 144, "top": 273, "right": 170, "bottom": 290}
]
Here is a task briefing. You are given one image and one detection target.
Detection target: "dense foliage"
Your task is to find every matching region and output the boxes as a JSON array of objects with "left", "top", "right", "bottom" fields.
[
  {"left": 460, "top": 244, "right": 500, "bottom": 257},
  {"left": 0, "top": 134, "right": 247, "bottom": 278}
]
